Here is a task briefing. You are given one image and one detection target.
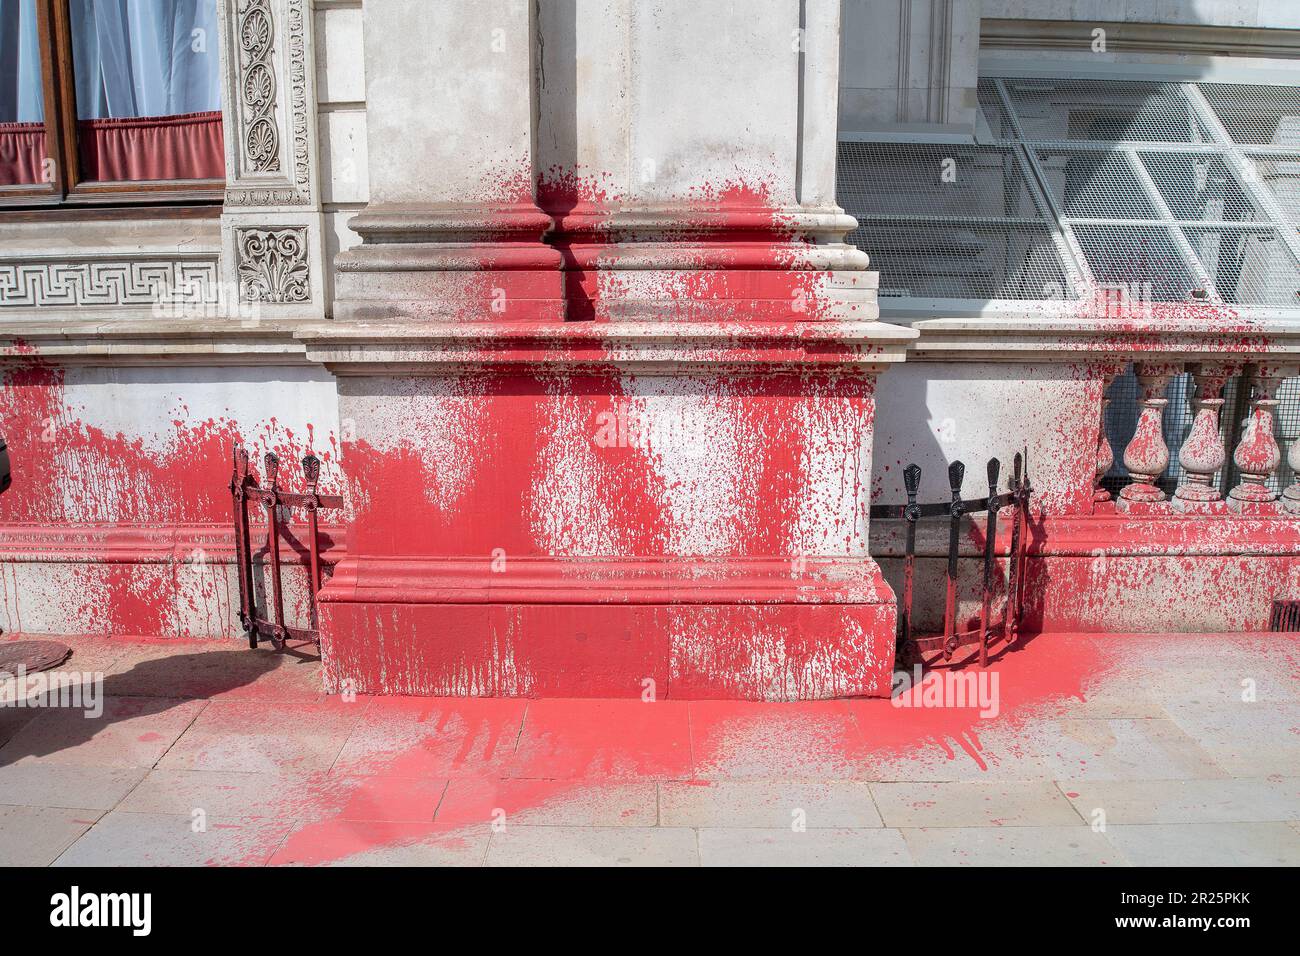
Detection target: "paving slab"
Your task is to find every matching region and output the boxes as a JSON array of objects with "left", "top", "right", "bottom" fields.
[
  {"left": 332, "top": 696, "right": 528, "bottom": 777},
  {"left": 1091, "top": 638, "right": 1299, "bottom": 706},
  {"left": 1102, "top": 822, "right": 1300, "bottom": 866},
  {"left": 269, "top": 820, "right": 490, "bottom": 866},
  {"left": 688, "top": 700, "right": 869, "bottom": 780},
  {"left": 0, "top": 697, "right": 205, "bottom": 769},
  {"left": 54, "top": 810, "right": 291, "bottom": 866},
  {"left": 863, "top": 716, "right": 1228, "bottom": 782},
  {"left": 0, "top": 708, "right": 38, "bottom": 750},
  {"left": 486, "top": 825, "right": 699, "bottom": 866},
  {"left": 0, "top": 632, "right": 1295, "bottom": 867},
  {"left": 510, "top": 699, "right": 693, "bottom": 780},
  {"left": 103, "top": 642, "right": 324, "bottom": 702},
  {"left": 118, "top": 768, "right": 445, "bottom": 824},
  {"left": 157, "top": 699, "right": 361, "bottom": 773},
  {"left": 435, "top": 778, "right": 656, "bottom": 827},
  {"left": 697, "top": 827, "right": 912, "bottom": 866},
  {"left": 660, "top": 779, "right": 881, "bottom": 828},
  {"left": 0, "top": 805, "right": 102, "bottom": 866},
  {"left": 35, "top": 636, "right": 132, "bottom": 677},
  {"left": 1058, "top": 778, "right": 1300, "bottom": 824},
  {"left": 902, "top": 825, "right": 1127, "bottom": 866},
  {"left": 0, "top": 763, "right": 145, "bottom": 810},
  {"left": 871, "top": 780, "right": 1085, "bottom": 828},
  {"left": 1160, "top": 701, "right": 1300, "bottom": 777}
]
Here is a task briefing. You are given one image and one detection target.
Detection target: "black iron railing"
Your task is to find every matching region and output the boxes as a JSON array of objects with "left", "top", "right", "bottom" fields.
[
  {"left": 230, "top": 445, "right": 342, "bottom": 650},
  {"left": 870, "top": 453, "right": 1032, "bottom": 667}
]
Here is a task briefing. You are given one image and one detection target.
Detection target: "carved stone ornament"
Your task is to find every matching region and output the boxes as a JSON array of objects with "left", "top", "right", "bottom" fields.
[
  {"left": 236, "top": 228, "right": 310, "bottom": 303},
  {"left": 239, "top": 0, "right": 280, "bottom": 174}
]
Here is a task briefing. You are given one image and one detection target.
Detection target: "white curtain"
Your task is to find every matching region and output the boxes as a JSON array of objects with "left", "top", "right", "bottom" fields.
[
  {"left": 0, "top": 0, "right": 45, "bottom": 123},
  {"left": 69, "top": 0, "right": 220, "bottom": 119}
]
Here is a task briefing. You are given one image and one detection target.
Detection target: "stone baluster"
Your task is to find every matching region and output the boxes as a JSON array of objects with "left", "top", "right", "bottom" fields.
[
  {"left": 1092, "top": 362, "right": 1126, "bottom": 503},
  {"left": 1119, "top": 362, "right": 1178, "bottom": 503},
  {"left": 1284, "top": 429, "right": 1300, "bottom": 514},
  {"left": 1228, "top": 363, "right": 1284, "bottom": 507},
  {"left": 1277, "top": 364, "right": 1300, "bottom": 514},
  {"left": 1174, "top": 362, "right": 1233, "bottom": 507}
]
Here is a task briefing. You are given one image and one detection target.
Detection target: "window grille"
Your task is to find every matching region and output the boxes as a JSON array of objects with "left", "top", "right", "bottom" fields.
[{"left": 838, "top": 75, "right": 1300, "bottom": 314}]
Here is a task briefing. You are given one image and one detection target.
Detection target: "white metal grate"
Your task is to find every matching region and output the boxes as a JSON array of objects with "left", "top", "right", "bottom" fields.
[
  {"left": 848, "top": 220, "right": 1068, "bottom": 301},
  {"left": 1182, "top": 225, "right": 1300, "bottom": 308},
  {"left": 988, "top": 77, "right": 1213, "bottom": 143},
  {"left": 836, "top": 143, "right": 1047, "bottom": 220},
  {"left": 1072, "top": 224, "right": 1199, "bottom": 302},
  {"left": 1035, "top": 148, "right": 1160, "bottom": 219},
  {"left": 976, "top": 81, "right": 1018, "bottom": 140},
  {"left": 1139, "top": 151, "right": 1263, "bottom": 223},
  {"left": 838, "top": 74, "right": 1300, "bottom": 313},
  {"left": 1200, "top": 83, "right": 1300, "bottom": 147},
  {"left": 1243, "top": 153, "right": 1300, "bottom": 221}
]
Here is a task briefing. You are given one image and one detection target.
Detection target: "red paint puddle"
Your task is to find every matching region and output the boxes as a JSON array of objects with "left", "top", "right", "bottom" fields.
[{"left": 227, "top": 631, "right": 1118, "bottom": 865}]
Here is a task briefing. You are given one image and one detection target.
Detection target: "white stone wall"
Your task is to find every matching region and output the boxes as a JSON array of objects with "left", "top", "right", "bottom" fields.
[
  {"left": 839, "top": 0, "right": 980, "bottom": 133},
  {"left": 314, "top": 0, "right": 368, "bottom": 313}
]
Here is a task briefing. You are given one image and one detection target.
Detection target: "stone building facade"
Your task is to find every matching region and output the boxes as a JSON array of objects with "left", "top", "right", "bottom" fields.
[{"left": 0, "top": 1, "right": 1296, "bottom": 699}]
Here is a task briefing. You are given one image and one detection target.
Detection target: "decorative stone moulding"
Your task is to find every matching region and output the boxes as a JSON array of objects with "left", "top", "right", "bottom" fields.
[
  {"left": 0, "top": 257, "right": 221, "bottom": 312},
  {"left": 0, "top": 218, "right": 225, "bottom": 324},
  {"left": 1284, "top": 429, "right": 1300, "bottom": 514},
  {"left": 235, "top": 227, "right": 311, "bottom": 304},
  {"left": 537, "top": 203, "right": 880, "bottom": 323},
  {"left": 333, "top": 203, "right": 567, "bottom": 323},
  {"left": 218, "top": 0, "right": 326, "bottom": 318}
]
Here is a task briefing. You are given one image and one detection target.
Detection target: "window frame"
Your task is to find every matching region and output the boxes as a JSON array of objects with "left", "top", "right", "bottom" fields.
[{"left": 0, "top": 0, "right": 224, "bottom": 209}]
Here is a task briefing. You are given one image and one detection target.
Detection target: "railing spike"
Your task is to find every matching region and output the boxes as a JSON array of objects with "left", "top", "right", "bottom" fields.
[
  {"left": 903, "top": 463, "right": 921, "bottom": 497},
  {"left": 948, "top": 459, "right": 965, "bottom": 496}
]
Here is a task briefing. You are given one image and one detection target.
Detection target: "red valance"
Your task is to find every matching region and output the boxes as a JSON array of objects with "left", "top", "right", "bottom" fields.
[
  {"left": 0, "top": 110, "right": 224, "bottom": 187},
  {"left": 78, "top": 110, "right": 224, "bottom": 182},
  {"left": 0, "top": 122, "right": 46, "bottom": 186}
]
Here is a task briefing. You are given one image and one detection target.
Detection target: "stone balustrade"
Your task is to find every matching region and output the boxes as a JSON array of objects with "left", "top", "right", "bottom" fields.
[{"left": 1098, "top": 360, "right": 1300, "bottom": 513}]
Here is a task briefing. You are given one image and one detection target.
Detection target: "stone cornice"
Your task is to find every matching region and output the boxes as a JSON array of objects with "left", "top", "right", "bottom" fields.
[
  {"left": 294, "top": 319, "right": 918, "bottom": 374},
  {"left": 0, "top": 320, "right": 313, "bottom": 365},
  {"left": 10, "top": 313, "right": 1299, "bottom": 366},
  {"left": 898, "top": 315, "right": 1300, "bottom": 361}
]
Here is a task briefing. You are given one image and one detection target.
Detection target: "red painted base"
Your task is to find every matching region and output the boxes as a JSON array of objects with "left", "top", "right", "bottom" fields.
[{"left": 317, "top": 557, "right": 897, "bottom": 701}]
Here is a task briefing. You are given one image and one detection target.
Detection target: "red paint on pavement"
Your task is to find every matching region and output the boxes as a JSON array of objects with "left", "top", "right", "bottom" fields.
[{"left": 228, "top": 630, "right": 1125, "bottom": 865}]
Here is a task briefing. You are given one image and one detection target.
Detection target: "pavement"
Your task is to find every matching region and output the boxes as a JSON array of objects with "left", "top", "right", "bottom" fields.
[{"left": 0, "top": 630, "right": 1297, "bottom": 866}]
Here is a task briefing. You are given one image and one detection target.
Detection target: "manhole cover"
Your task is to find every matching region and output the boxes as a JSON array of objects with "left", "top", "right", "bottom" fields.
[{"left": 0, "top": 640, "right": 72, "bottom": 678}]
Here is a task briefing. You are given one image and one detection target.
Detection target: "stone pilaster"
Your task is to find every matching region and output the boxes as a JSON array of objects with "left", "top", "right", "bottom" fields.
[
  {"left": 306, "top": 0, "right": 916, "bottom": 701},
  {"left": 217, "top": 0, "right": 328, "bottom": 317},
  {"left": 331, "top": 0, "right": 562, "bottom": 322}
]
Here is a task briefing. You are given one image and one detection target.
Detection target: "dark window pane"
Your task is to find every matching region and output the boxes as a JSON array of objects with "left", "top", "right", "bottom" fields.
[
  {"left": 69, "top": 0, "right": 223, "bottom": 182},
  {"left": 0, "top": 0, "right": 49, "bottom": 186}
]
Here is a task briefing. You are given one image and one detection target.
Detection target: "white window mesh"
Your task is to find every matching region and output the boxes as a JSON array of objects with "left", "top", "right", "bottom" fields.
[{"left": 838, "top": 75, "right": 1300, "bottom": 313}]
